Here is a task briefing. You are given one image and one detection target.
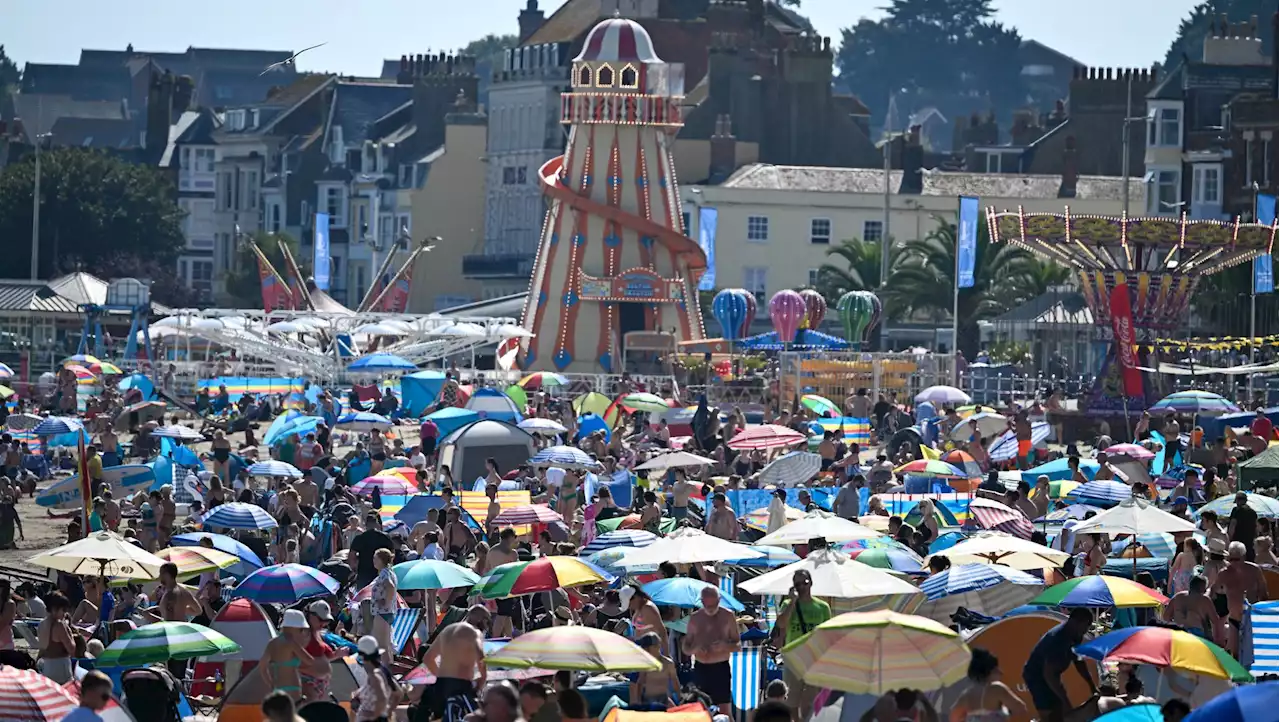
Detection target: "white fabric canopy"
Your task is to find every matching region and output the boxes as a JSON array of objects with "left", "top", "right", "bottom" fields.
[
  {"left": 926, "top": 531, "right": 1070, "bottom": 571},
  {"left": 755, "top": 510, "right": 881, "bottom": 546},
  {"left": 617, "top": 527, "right": 762, "bottom": 566},
  {"left": 1069, "top": 497, "right": 1196, "bottom": 536},
  {"left": 739, "top": 549, "right": 923, "bottom": 600}
]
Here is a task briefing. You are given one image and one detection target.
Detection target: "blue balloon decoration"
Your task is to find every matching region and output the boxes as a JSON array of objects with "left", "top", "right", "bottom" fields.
[{"left": 712, "top": 289, "right": 749, "bottom": 341}]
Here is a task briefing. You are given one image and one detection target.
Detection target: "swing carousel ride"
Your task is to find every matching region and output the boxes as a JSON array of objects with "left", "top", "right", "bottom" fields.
[{"left": 985, "top": 206, "right": 1278, "bottom": 415}]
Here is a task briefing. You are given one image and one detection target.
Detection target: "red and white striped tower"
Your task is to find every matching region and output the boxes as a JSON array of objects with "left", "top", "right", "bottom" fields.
[{"left": 519, "top": 15, "right": 707, "bottom": 373}]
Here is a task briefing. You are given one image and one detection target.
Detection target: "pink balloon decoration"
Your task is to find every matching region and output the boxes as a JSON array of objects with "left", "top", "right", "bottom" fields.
[
  {"left": 769, "top": 290, "right": 807, "bottom": 343},
  {"left": 799, "top": 289, "right": 827, "bottom": 330}
]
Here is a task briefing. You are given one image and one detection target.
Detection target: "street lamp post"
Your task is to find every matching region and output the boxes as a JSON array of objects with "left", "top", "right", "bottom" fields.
[{"left": 30, "top": 132, "right": 52, "bottom": 280}]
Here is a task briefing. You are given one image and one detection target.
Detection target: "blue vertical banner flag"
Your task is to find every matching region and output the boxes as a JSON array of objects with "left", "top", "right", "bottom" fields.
[
  {"left": 698, "top": 206, "right": 718, "bottom": 291},
  {"left": 1255, "top": 193, "right": 1276, "bottom": 294},
  {"left": 314, "top": 213, "right": 331, "bottom": 291},
  {"left": 957, "top": 195, "right": 980, "bottom": 289}
]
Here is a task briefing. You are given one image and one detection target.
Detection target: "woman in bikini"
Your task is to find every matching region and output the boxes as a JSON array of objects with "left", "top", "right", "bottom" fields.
[
  {"left": 1169, "top": 537, "right": 1203, "bottom": 595},
  {"left": 38, "top": 592, "right": 77, "bottom": 683},
  {"left": 260, "top": 609, "right": 314, "bottom": 701},
  {"left": 950, "top": 648, "right": 1025, "bottom": 722}
]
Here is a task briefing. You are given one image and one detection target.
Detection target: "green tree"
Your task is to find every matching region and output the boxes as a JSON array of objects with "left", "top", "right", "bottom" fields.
[
  {"left": 814, "top": 238, "right": 888, "bottom": 304},
  {"left": 0, "top": 45, "right": 19, "bottom": 94},
  {"left": 0, "top": 147, "right": 184, "bottom": 279},
  {"left": 1164, "top": 0, "right": 1273, "bottom": 69},
  {"left": 882, "top": 215, "right": 1042, "bottom": 358},
  {"left": 224, "top": 231, "right": 305, "bottom": 308},
  {"left": 462, "top": 33, "right": 519, "bottom": 108},
  {"left": 1026, "top": 258, "right": 1075, "bottom": 296},
  {"left": 835, "top": 0, "right": 1026, "bottom": 139}
]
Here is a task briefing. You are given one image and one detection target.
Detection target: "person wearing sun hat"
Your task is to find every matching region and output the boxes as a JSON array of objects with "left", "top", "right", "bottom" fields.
[
  {"left": 301, "top": 600, "right": 341, "bottom": 703},
  {"left": 354, "top": 635, "right": 394, "bottom": 721},
  {"left": 260, "top": 609, "right": 312, "bottom": 701}
]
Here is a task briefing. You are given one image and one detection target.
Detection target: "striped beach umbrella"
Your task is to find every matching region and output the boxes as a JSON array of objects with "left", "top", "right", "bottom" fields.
[
  {"left": 1104, "top": 443, "right": 1156, "bottom": 461},
  {"left": 151, "top": 424, "right": 204, "bottom": 441},
  {"left": 727, "top": 424, "right": 807, "bottom": 451},
  {"left": 89, "top": 361, "right": 123, "bottom": 376},
  {"left": 1077, "top": 626, "right": 1250, "bottom": 682},
  {"left": 1030, "top": 575, "right": 1168, "bottom": 608},
  {"left": 966, "top": 498, "right": 1034, "bottom": 539},
  {"left": 584, "top": 546, "right": 657, "bottom": 575},
  {"left": 1149, "top": 390, "right": 1241, "bottom": 416},
  {"left": 202, "top": 502, "right": 278, "bottom": 531},
  {"left": 246, "top": 459, "right": 303, "bottom": 478},
  {"left": 153, "top": 546, "right": 241, "bottom": 577},
  {"left": 1066, "top": 480, "right": 1134, "bottom": 506},
  {"left": 478, "top": 556, "right": 612, "bottom": 598},
  {"left": 31, "top": 416, "right": 83, "bottom": 436},
  {"left": 725, "top": 545, "right": 801, "bottom": 568},
  {"left": 171, "top": 532, "right": 265, "bottom": 575},
  {"left": 62, "top": 354, "right": 101, "bottom": 367},
  {"left": 0, "top": 363, "right": 13, "bottom": 379},
  {"left": 96, "top": 621, "right": 240, "bottom": 667},
  {"left": 233, "top": 563, "right": 339, "bottom": 603},
  {"left": 0, "top": 666, "right": 79, "bottom": 720},
  {"left": 517, "top": 372, "right": 569, "bottom": 389},
  {"left": 529, "top": 445, "right": 599, "bottom": 470},
  {"left": 781, "top": 610, "right": 971, "bottom": 694},
  {"left": 518, "top": 418, "right": 568, "bottom": 436},
  {"left": 335, "top": 411, "right": 393, "bottom": 432},
  {"left": 493, "top": 503, "right": 562, "bottom": 525},
  {"left": 1196, "top": 492, "right": 1279, "bottom": 520},
  {"left": 916, "top": 563, "right": 1043, "bottom": 622},
  {"left": 580, "top": 529, "right": 658, "bottom": 555},
  {"left": 800, "top": 394, "right": 840, "bottom": 416},
  {"left": 986, "top": 422, "right": 1051, "bottom": 463},
  {"left": 485, "top": 626, "right": 661, "bottom": 672},
  {"left": 617, "top": 392, "right": 670, "bottom": 414}
]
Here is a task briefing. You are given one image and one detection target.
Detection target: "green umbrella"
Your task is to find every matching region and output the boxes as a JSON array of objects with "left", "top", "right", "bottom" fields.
[
  {"left": 393, "top": 559, "right": 481, "bottom": 591},
  {"left": 595, "top": 516, "right": 677, "bottom": 535},
  {"left": 96, "top": 621, "right": 240, "bottom": 666}
]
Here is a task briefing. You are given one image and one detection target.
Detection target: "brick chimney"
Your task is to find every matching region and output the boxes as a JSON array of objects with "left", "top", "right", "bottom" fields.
[
  {"left": 1203, "top": 12, "right": 1267, "bottom": 66},
  {"left": 1010, "top": 109, "right": 1042, "bottom": 147},
  {"left": 145, "top": 70, "right": 174, "bottom": 164},
  {"left": 709, "top": 114, "right": 737, "bottom": 183},
  {"left": 518, "top": 1, "right": 545, "bottom": 44},
  {"left": 898, "top": 124, "right": 924, "bottom": 194},
  {"left": 1059, "top": 135, "right": 1078, "bottom": 198},
  {"left": 172, "top": 74, "right": 195, "bottom": 115}
]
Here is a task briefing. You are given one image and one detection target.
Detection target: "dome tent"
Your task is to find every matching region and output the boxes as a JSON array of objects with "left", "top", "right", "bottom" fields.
[
  {"left": 465, "top": 387, "right": 524, "bottom": 423},
  {"left": 438, "top": 420, "right": 537, "bottom": 485}
]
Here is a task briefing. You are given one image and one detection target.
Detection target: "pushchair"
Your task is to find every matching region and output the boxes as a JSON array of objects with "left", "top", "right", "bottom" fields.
[{"left": 121, "top": 666, "right": 184, "bottom": 722}]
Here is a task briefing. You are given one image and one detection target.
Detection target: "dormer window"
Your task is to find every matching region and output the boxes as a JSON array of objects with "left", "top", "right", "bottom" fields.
[
  {"left": 620, "top": 65, "right": 638, "bottom": 88},
  {"left": 578, "top": 65, "right": 592, "bottom": 87},
  {"left": 597, "top": 65, "right": 614, "bottom": 87}
]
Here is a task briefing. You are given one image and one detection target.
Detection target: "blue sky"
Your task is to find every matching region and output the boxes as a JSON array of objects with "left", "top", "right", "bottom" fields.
[{"left": 8, "top": 0, "right": 1201, "bottom": 78}]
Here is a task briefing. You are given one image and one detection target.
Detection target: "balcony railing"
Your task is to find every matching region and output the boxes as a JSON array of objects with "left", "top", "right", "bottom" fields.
[{"left": 462, "top": 253, "right": 534, "bottom": 279}]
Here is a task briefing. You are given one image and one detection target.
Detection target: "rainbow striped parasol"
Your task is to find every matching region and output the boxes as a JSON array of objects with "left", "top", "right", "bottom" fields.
[
  {"left": 485, "top": 626, "right": 661, "bottom": 672},
  {"left": 1076, "top": 626, "right": 1250, "bottom": 682}
]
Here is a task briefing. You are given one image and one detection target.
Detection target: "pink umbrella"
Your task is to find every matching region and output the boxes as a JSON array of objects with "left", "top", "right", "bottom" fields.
[
  {"left": 769, "top": 290, "right": 807, "bottom": 343},
  {"left": 966, "top": 497, "right": 1034, "bottom": 539},
  {"left": 727, "top": 424, "right": 807, "bottom": 451},
  {"left": 351, "top": 475, "right": 417, "bottom": 497},
  {"left": 1104, "top": 443, "right": 1156, "bottom": 461},
  {"left": 493, "top": 503, "right": 562, "bottom": 525}
]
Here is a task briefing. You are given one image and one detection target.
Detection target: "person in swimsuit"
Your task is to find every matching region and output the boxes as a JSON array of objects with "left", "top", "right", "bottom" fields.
[
  {"left": 620, "top": 584, "right": 668, "bottom": 655},
  {"left": 1021, "top": 608, "right": 1097, "bottom": 722},
  {"left": 419, "top": 605, "right": 490, "bottom": 722},
  {"left": 211, "top": 430, "right": 232, "bottom": 484},
  {"left": 1219, "top": 540, "right": 1270, "bottom": 657},
  {"left": 1162, "top": 574, "right": 1221, "bottom": 643},
  {"left": 1169, "top": 537, "right": 1203, "bottom": 596},
  {"left": 951, "top": 648, "right": 1026, "bottom": 722},
  {"left": 629, "top": 632, "right": 680, "bottom": 709},
  {"left": 442, "top": 507, "right": 473, "bottom": 564},
  {"left": 260, "top": 609, "right": 314, "bottom": 701},
  {"left": 38, "top": 592, "right": 77, "bottom": 683}
]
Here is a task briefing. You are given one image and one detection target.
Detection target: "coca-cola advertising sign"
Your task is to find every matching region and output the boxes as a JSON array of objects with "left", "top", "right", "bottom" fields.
[{"left": 1109, "top": 284, "right": 1143, "bottom": 398}]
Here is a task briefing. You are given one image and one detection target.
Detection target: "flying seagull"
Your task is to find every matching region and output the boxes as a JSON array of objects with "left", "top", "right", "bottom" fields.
[{"left": 260, "top": 43, "right": 327, "bottom": 76}]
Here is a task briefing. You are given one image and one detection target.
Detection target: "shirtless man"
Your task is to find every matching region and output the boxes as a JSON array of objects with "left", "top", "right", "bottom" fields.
[
  {"left": 487, "top": 528, "right": 521, "bottom": 637},
  {"left": 294, "top": 472, "right": 319, "bottom": 510},
  {"left": 2, "top": 440, "right": 21, "bottom": 483},
  {"left": 442, "top": 507, "right": 474, "bottom": 564},
  {"left": 705, "top": 493, "right": 739, "bottom": 541},
  {"left": 147, "top": 562, "right": 202, "bottom": 678},
  {"left": 157, "top": 484, "right": 177, "bottom": 548},
  {"left": 99, "top": 427, "right": 120, "bottom": 468},
  {"left": 101, "top": 490, "right": 121, "bottom": 532},
  {"left": 1162, "top": 574, "right": 1221, "bottom": 643},
  {"left": 669, "top": 470, "right": 695, "bottom": 521},
  {"left": 422, "top": 605, "right": 490, "bottom": 720},
  {"left": 1013, "top": 410, "right": 1033, "bottom": 470},
  {"left": 1218, "top": 541, "right": 1270, "bottom": 657},
  {"left": 683, "top": 586, "right": 741, "bottom": 719}
]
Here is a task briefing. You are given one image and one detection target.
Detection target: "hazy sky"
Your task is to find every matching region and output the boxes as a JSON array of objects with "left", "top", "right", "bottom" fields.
[{"left": 8, "top": 0, "right": 1201, "bottom": 78}]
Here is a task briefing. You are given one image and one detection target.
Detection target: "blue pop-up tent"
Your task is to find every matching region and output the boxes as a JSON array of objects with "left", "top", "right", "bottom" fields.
[
  {"left": 1021, "top": 457, "right": 1099, "bottom": 483},
  {"left": 425, "top": 407, "right": 480, "bottom": 438},
  {"left": 402, "top": 370, "right": 448, "bottom": 417}
]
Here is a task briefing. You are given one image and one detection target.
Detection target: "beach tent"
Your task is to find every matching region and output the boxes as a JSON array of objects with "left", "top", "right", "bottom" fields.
[
  {"left": 191, "top": 597, "right": 275, "bottom": 697},
  {"left": 1021, "top": 457, "right": 1098, "bottom": 483},
  {"left": 425, "top": 407, "right": 480, "bottom": 438},
  {"left": 401, "top": 370, "right": 448, "bottom": 417},
  {"left": 1240, "top": 444, "right": 1279, "bottom": 490},
  {"left": 438, "top": 420, "right": 536, "bottom": 484},
  {"left": 219, "top": 657, "right": 359, "bottom": 722},
  {"left": 465, "top": 388, "right": 524, "bottom": 423}
]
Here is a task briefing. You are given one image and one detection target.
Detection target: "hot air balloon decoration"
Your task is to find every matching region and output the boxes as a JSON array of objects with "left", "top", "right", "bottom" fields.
[
  {"left": 712, "top": 289, "right": 750, "bottom": 341},
  {"left": 866, "top": 292, "right": 883, "bottom": 340},
  {"left": 799, "top": 289, "right": 827, "bottom": 331},
  {"left": 769, "top": 290, "right": 807, "bottom": 345},
  {"left": 837, "top": 291, "right": 876, "bottom": 351}
]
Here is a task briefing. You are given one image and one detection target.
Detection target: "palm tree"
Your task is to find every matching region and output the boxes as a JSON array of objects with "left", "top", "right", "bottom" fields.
[
  {"left": 883, "top": 215, "right": 1042, "bottom": 358},
  {"left": 814, "top": 238, "right": 894, "bottom": 303}
]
